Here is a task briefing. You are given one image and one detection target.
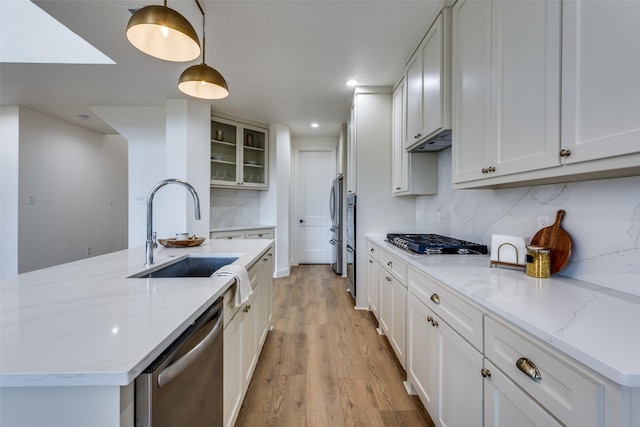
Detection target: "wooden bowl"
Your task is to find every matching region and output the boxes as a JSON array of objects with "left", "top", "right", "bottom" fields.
[{"left": 158, "top": 237, "right": 206, "bottom": 248}]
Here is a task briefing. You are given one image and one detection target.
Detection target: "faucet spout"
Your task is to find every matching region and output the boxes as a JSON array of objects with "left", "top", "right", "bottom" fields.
[{"left": 146, "top": 179, "right": 201, "bottom": 266}]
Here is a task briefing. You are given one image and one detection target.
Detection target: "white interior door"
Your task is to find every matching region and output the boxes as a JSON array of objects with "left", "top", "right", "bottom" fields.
[{"left": 295, "top": 148, "right": 335, "bottom": 264}]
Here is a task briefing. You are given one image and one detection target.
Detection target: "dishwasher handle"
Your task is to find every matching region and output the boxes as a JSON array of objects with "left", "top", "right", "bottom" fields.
[{"left": 157, "top": 307, "right": 223, "bottom": 388}]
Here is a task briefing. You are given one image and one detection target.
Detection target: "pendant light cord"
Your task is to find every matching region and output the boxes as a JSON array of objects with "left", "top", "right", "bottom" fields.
[{"left": 194, "top": 0, "right": 206, "bottom": 65}]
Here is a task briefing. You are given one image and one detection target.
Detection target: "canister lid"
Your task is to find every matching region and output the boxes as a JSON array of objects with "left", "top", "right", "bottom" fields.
[{"left": 526, "top": 245, "right": 550, "bottom": 252}]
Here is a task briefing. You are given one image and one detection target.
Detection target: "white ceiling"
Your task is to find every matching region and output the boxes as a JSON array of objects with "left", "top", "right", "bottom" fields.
[{"left": 0, "top": 0, "right": 440, "bottom": 137}]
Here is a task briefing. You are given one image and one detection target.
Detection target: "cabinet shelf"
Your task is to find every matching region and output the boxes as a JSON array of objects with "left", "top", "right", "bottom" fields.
[
  {"left": 211, "top": 159, "right": 236, "bottom": 166},
  {"left": 212, "top": 139, "right": 237, "bottom": 147},
  {"left": 244, "top": 145, "right": 264, "bottom": 152},
  {"left": 243, "top": 163, "right": 264, "bottom": 168}
]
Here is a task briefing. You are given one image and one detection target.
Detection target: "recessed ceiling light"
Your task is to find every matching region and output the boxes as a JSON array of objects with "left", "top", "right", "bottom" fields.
[
  {"left": 345, "top": 79, "right": 358, "bottom": 87},
  {"left": 311, "top": 123, "right": 319, "bottom": 128}
]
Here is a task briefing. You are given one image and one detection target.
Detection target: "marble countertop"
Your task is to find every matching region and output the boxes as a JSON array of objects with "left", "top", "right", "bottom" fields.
[
  {"left": 368, "top": 236, "right": 640, "bottom": 388},
  {"left": 0, "top": 239, "right": 273, "bottom": 388}
]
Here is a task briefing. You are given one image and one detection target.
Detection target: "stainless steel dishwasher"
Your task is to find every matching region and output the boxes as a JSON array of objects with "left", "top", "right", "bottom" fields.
[{"left": 136, "top": 297, "right": 223, "bottom": 427}]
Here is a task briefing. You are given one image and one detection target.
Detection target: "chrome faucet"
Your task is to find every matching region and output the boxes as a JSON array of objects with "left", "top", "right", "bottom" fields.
[{"left": 146, "top": 178, "right": 201, "bottom": 265}]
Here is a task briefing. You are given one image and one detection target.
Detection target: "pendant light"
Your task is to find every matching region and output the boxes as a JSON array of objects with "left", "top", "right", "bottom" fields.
[
  {"left": 126, "top": 1, "right": 200, "bottom": 62},
  {"left": 178, "top": 1, "right": 229, "bottom": 99}
]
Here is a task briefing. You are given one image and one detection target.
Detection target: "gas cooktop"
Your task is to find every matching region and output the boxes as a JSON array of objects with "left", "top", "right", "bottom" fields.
[{"left": 386, "top": 233, "right": 488, "bottom": 255}]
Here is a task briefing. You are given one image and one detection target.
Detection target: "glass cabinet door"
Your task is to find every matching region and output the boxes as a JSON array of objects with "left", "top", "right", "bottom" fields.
[
  {"left": 210, "top": 117, "right": 269, "bottom": 190},
  {"left": 242, "top": 127, "right": 266, "bottom": 186},
  {"left": 211, "top": 120, "right": 238, "bottom": 184}
]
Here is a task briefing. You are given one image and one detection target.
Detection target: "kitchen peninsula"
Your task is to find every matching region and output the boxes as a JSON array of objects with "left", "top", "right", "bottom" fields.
[{"left": 0, "top": 239, "right": 273, "bottom": 427}]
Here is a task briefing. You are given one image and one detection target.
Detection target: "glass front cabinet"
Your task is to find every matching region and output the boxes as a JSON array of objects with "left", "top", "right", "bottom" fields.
[{"left": 210, "top": 117, "right": 269, "bottom": 190}]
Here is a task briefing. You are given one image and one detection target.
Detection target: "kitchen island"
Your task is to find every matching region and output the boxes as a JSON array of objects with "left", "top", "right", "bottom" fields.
[{"left": 0, "top": 239, "right": 273, "bottom": 427}]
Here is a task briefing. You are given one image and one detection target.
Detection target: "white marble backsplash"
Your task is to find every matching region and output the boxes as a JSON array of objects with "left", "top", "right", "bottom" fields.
[
  {"left": 416, "top": 148, "right": 640, "bottom": 296},
  {"left": 210, "top": 188, "right": 261, "bottom": 228}
]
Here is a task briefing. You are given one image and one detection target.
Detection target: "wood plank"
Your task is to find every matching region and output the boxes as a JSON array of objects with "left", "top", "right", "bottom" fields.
[{"left": 306, "top": 323, "right": 345, "bottom": 427}]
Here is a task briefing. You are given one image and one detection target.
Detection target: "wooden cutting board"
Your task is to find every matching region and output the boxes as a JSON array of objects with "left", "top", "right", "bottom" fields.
[{"left": 530, "top": 210, "right": 573, "bottom": 275}]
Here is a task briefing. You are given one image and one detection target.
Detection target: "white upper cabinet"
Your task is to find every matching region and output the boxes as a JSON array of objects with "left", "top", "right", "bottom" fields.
[
  {"left": 452, "top": 0, "right": 640, "bottom": 189},
  {"left": 452, "top": 0, "right": 561, "bottom": 184},
  {"left": 211, "top": 117, "right": 269, "bottom": 190},
  {"left": 346, "top": 103, "right": 357, "bottom": 195},
  {"left": 561, "top": 0, "right": 640, "bottom": 164},
  {"left": 392, "top": 79, "right": 439, "bottom": 196},
  {"left": 404, "top": 10, "right": 452, "bottom": 151}
]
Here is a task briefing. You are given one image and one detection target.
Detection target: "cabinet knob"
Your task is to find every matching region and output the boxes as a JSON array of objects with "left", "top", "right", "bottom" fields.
[
  {"left": 257, "top": 234, "right": 263, "bottom": 237},
  {"left": 516, "top": 357, "right": 542, "bottom": 381},
  {"left": 370, "top": 248, "right": 375, "bottom": 253},
  {"left": 489, "top": 166, "right": 496, "bottom": 172},
  {"left": 481, "top": 168, "right": 488, "bottom": 174},
  {"left": 430, "top": 293, "right": 441, "bottom": 305},
  {"left": 369, "top": 259, "right": 373, "bottom": 264},
  {"left": 559, "top": 149, "right": 572, "bottom": 158},
  {"left": 395, "top": 187, "right": 402, "bottom": 190},
  {"left": 386, "top": 277, "right": 392, "bottom": 282},
  {"left": 481, "top": 368, "right": 492, "bottom": 378},
  {"left": 387, "top": 261, "right": 393, "bottom": 268}
]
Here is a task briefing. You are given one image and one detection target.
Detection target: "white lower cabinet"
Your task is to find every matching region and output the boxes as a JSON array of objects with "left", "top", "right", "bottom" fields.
[
  {"left": 367, "top": 253, "right": 379, "bottom": 318},
  {"left": 407, "top": 292, "right": 483, "bottom": 427},
  {"left": 377, "top": 254, "right": 407, "bottom": 368},
  {"left": 484, "top": 359, "right": 562, "bottom": 427},
  {"left": 223, "top": 248, "right": 273, "bottom": 427},
  {"left": 484, "top": 316, "right": 605, "bottom": 427},
  {"left": 223, "top": 304, "right": 244, "bottom": 427}
]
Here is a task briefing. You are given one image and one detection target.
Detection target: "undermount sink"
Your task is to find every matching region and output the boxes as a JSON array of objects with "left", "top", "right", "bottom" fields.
[{"left": 130, "top": 255, "right": 240, "bottom": 278}]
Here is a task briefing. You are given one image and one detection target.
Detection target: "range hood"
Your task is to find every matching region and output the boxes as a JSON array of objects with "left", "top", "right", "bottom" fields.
[{"left": 409, "top": 129, "right": 452, "bottom": 152}]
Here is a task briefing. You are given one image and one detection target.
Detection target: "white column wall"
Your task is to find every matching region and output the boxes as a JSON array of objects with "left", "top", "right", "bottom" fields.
[{"left": 0, "top": 107, "right": 20, "bottom": 277}]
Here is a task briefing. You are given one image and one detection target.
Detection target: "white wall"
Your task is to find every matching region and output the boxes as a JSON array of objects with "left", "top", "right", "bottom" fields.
[
  {"left": 354, "top": 90, "right": 415, "bottom": 309},
  {"left": 91, "top": 105, "right": 166, "bottom": 249},
  {"left": 270, "top": 123, "right": 292, "bottom": 278},
  {"left": 416, "top": 148, "right": 640, "bottom": 297},
  {"left": 12, "top": 107, "right": 128, "bottom": 273},
  {"left": 0, "top": 106, "right": 20, "bottom": 276}
]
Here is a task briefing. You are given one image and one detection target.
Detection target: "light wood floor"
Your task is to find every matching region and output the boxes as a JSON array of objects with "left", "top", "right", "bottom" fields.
[{"left": 235, "top": 264, "right": 436, "bottom": 427}]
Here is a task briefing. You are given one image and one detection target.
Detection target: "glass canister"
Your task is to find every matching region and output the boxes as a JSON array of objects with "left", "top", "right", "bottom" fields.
[{"left": 525, "top": 245, "right": 551, "bottom": 278}]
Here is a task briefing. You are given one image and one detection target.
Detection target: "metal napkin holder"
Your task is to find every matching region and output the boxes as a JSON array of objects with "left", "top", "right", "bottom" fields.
[{"left": 490, "top": 242, "right": 526, "bottom": 270}]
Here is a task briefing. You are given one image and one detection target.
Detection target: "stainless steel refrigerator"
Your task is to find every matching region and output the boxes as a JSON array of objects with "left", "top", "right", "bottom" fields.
[{"left": 329, "top": 176, "right": 343, "bottom": 275}]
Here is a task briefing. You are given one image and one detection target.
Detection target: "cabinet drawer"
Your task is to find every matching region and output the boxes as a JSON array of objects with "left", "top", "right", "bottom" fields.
[
  {"left": 380, "top": 250, "right": 407, "bottom": 284},
  {"left": 485, "top": 316, "right": 604, "bottom": 427},
  {"left": 246, "top": 228, "right": 274, "bottom": 239},
  {"left": 211, "top": 231, "right": 245, "bottom": 240},
  {"left": 367, "top": 241, "right": 380, "bottom": 262},
  {"left": 408, "top": 266, "right": 483, "bottom": 351}
]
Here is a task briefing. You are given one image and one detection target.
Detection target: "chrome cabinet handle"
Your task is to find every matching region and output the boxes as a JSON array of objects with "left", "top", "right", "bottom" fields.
[
  {"left": 516, "top": 357, "right": 542, "bottom": 381},
  {"left": 481, "top": 368, "right": 492, "bottom": 378},
  {"left": 430, "top": 293, "right": 441, "bottom": 305}
]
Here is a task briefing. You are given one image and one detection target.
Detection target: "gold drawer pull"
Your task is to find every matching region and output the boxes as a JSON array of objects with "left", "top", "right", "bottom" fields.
[
  {"left": 430, "top": 293, "right": 441, "bottom": 305},
  {"left": 516, "top": 357, "right": 542, "bottom": 381}
]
